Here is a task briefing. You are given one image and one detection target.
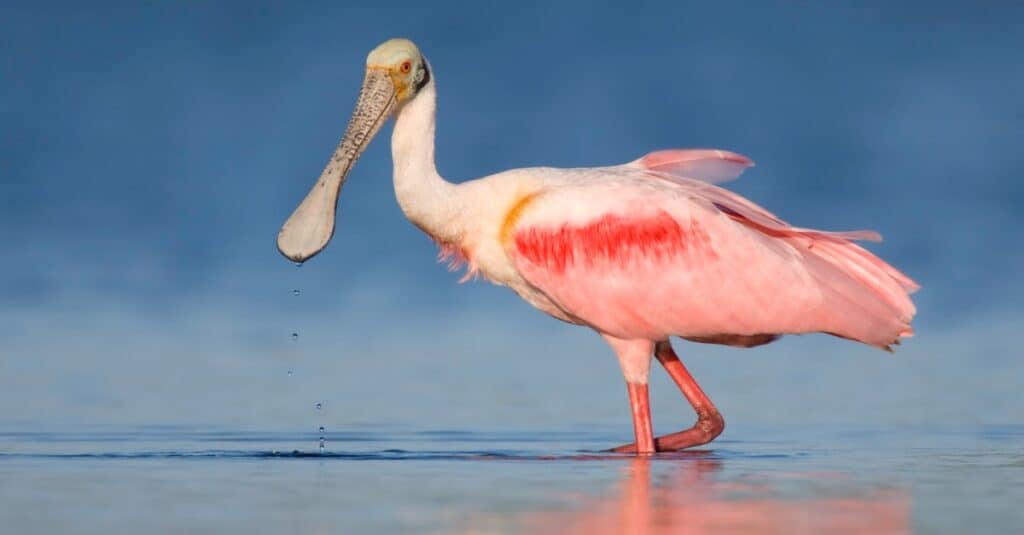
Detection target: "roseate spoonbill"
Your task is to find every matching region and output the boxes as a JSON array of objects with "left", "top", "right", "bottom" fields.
[{"left": 277, "top": 39, "right": 919, "bottom": 454}]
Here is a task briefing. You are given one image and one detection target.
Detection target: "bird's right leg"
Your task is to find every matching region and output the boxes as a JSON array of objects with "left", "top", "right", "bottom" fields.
[
  {"left": 649, "top": 340, "right": 725, "bottom": 450},
  {"left": 612, "top": 340, "right": 724, "bottom": 453}
]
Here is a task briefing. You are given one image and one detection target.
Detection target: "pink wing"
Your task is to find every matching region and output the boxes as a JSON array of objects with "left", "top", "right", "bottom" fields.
[
  {"left": 628, "top": 148, "right": 755, "bottom": 184},
  {"left": 631, "top": 150, "right": 918, "bottom": 297},
  {"left": 509, "top": 165, "right": 918, "bottom": 350},
  {"left": 629, "top": 149, "right": 886, "bottom": 242}
]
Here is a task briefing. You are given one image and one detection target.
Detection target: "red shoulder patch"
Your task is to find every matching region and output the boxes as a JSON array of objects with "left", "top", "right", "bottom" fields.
[{"left": 514, "top": 211, "right": 716, "bottom": 273}]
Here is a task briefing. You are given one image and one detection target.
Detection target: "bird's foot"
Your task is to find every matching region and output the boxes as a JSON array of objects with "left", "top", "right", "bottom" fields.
[{"left": 610, "top": 412, "right": 724, "bottom": 454}]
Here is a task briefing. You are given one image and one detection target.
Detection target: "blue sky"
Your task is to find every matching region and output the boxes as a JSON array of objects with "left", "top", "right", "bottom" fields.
[{"left": 2, "top": 2, "right": 1022, "bottom": 432}]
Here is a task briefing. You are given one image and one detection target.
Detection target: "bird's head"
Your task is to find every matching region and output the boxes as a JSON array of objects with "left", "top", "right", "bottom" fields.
[
  {"left": 276, "top": 38, "right": 430, "bottom": 263},
  {"left": 366, "top": 38, "right": 430, "bottom": 104}
]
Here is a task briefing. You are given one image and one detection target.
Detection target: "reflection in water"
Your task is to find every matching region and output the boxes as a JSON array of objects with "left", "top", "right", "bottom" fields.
[{"left": 467, "top": 453, "right": 909, "bottom": 534}]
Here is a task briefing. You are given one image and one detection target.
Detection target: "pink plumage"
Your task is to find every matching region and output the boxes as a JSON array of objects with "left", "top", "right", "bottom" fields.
[
  {"left": 509, "top": 149, "right": 917, "bottom": 351},
  {"left": 281, "top": 40, "right": 920, "bottom": 454},
  {"left": 514, "top": 212, "right": 718, "bottom": 274}
]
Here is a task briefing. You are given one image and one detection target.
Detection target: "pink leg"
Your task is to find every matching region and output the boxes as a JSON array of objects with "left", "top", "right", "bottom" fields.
[
  {"left": 613, "top": 341, "right": 724, "bottom": 453},
  {"left": 626, "top": 382, "right": 655, "bottom": 454},
  {"left": 601, "top": 335, "right": 656, "bottom": 455}
]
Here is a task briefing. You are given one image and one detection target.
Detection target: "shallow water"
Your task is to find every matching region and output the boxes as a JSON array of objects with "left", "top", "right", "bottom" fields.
[{"left": 0, "top": 425, "right": 1020, "bottom": 534}]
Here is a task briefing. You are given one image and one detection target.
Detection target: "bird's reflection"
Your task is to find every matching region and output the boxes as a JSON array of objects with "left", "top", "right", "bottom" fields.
[{"left": 482, "top": 452, "right": 909, "bottom": 534}]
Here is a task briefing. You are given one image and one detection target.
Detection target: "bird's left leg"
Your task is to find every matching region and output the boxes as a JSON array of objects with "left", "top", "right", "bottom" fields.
[
  {"left": 602, "top": 335, "right": 656, "bottom": 455},
  {"left": 612, "top": 340, "right": 724, "bottom": 453}
]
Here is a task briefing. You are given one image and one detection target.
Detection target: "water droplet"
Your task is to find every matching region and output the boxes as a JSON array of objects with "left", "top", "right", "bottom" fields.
[
  {"left": 315, "top": 402, "right": 322, "bottom": 410},
  {"left": 292, "top": 289, "right": 301, "bottom": 296},
  {"left": 291, "top": 332, "right": 299, "bottom": 341},
  {"left": 318, "top": 426, "right": 325, "bottom": 433},
  {"left": 286, "top": 370, "right": 293, "bottom": 377},
  {"left": 318, "top": 437, "right": 325, "bottom": 453},
  {"left": 295, "top": 262, "right": 303, "bottom": 268}
]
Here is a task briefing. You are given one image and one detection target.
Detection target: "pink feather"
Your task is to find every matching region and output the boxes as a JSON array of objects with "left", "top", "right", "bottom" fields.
[
  {"left": 630, "top": 149, "right": 754, "bottom": 184},
  {"left": 437, "top": 241, "right": 479, "bottom": 283},
  {"left": 509, "top": 160, "right": 918, "bottom": 350}
]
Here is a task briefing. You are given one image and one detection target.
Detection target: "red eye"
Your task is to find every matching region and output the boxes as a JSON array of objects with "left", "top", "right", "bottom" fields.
[{"left": 400, "top": 61, "right": 412, "bottom": 74}]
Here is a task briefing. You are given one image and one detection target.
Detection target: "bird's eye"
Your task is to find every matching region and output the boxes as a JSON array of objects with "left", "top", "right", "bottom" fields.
[{"left": 399, "top": 61, "right": 412, "bottom": 74}]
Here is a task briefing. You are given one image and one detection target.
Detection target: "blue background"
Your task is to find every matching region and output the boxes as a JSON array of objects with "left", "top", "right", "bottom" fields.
[{"left": 2, "top": 2, "right": 1022, "bottom": 434}]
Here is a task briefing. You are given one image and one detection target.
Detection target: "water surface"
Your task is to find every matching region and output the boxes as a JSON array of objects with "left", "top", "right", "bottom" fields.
[{"left": 0, "top": 425, "right": 1019, "bottom": 533}]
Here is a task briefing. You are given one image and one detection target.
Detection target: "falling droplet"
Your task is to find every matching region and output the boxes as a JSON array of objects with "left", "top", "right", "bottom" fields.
[
  {"left": 286, "top": 370, "right": 293, "bottom": 377},
  {"left": 318, "top": 436, "right": 325, "bottom": 453},
  {"left": 318, "top": 426, "right": 325, "bottom": 433},
  {"left": 315, "top": 402, "right": 322, "bottom": 410},
  {"left": 291, "top": 332, "right": 299, "bottom": 342},
  {"left": 292, "top": 289, "right": 301, "bottom": 296}
]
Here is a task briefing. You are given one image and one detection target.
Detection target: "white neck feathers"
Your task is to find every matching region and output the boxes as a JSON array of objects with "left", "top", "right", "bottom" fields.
[{"left": 391, "top": 75, "right": 461, "bottom": 243}]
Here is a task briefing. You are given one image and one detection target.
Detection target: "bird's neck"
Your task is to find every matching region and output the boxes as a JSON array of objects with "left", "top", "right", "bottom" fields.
[{"left": 391, "top": 78, "right": 461, "bottom": 244}]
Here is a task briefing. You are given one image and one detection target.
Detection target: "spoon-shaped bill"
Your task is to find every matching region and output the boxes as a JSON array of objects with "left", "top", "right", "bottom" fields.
[{"left": 277, "top": 68, "right": 397, "bottom": 263}]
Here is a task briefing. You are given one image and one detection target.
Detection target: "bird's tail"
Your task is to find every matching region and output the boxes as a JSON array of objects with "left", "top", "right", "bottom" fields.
[{"left": 792, "top": 232, "right": 919, "bottom": 350}]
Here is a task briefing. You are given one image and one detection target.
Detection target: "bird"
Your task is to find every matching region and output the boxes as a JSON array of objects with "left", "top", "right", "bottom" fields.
[{"left": 277, "top": 38, "right": 919, "bottom": 454}]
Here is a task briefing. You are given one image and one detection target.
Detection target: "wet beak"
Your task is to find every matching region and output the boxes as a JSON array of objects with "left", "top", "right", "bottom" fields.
[{"left": 277, "top": 68, "right": 397, "bottom": 262}]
